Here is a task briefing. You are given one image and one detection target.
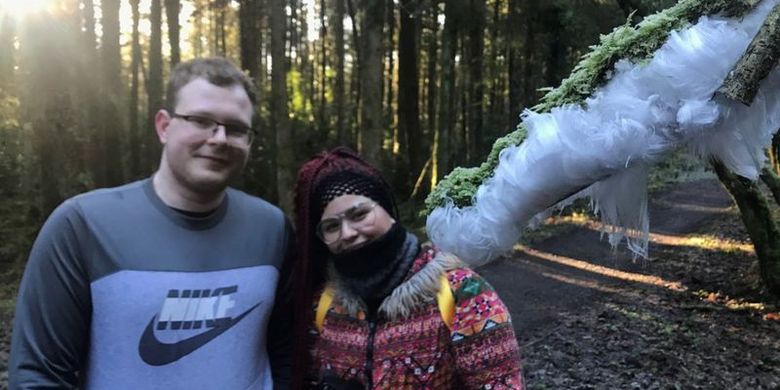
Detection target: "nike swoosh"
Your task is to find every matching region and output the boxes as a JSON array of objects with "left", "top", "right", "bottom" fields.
[{"left": 138, "top": 301, "right": 262, "bottom": 366}]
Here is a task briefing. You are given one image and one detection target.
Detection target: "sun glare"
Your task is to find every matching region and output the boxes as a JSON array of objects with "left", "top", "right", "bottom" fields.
[{"left": 0, "top": 0, "right": 53, "bottom": 20}]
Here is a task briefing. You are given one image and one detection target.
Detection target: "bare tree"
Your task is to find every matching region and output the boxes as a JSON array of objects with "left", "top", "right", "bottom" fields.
[
  {"left": 358, "top": 0, "right": 385, "bottom": 167},
  {"left": 465, "top": 0, "right": 486, "bottom": 163},
  {"left": 147, "top": 0, "right": 164, "bottom": 169},
  {"left": 271, "top": 0, "right": 293, "bottom": 209},
  {"left": 331, "top": 0, "right": 347, "bottom": 144},
  {"left": 100, "top": 0, "right": 126, "bottom": 185},
  {"left": 165, "top": 0, "right": 181, "bottom": 66},
  {"left": 129, "top": 0, "right": 143, "bottom": 178},
  {"left": 398, "top": 0, "right": 421, "bottom": 185}
]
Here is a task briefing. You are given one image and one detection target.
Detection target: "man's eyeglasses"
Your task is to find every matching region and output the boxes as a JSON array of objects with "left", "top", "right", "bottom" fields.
[
  {"left": 316, "top": 202, "right": 378, "bottom": 244},
  {"left": 171, "top": 113, "right": 255, "bottom": 145}
]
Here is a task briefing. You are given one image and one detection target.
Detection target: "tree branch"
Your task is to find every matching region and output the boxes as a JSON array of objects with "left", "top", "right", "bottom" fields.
[{"left": 715, "top": 4, "right": 780, "bottom": 105}]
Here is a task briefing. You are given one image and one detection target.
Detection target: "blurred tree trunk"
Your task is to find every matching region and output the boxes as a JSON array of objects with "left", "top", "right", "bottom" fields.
[
  {"left": 239, "top": 0, "right": 262, "bottom": 80},
  {"left": 713, "top": 161, "right": 780, "bottom": 295},
  {"left": 544, "top": 5, "right": 563, "bottom": 87},
  {"left": 398, "top": 0, "right": 421, "bottom": 188},
  {"left": 216, "top": 0, "right": 228, "bottom": 56},
  {"left": 319, "top": 0, "right": 329, "bottom": 135},
  {"left": 434, "top": 0, "right": 458, "bottom": 184},
  {"left": 773, "top": 132, "right": 780, "bottom": 173},
  {"left": 129, "top": 0, "right": 142, "bottom": 179},
  {"left": 522, "top": 0, "right": 537, "bottom": 109},
  {"left": 191, "top": 0, "right": 206, "bottom": 57},
  {"left": 147, "top": 0, "right": 164, "bottom": 170},
  {"left": 487, "top": 0, "right": 502, "bottom": 134},
  {"left": 762, "top": 167, "right": 780, "bottom": 205},
  {"left": 165, "top": 0, "right": 181, "bottom": 67},
  {"left": 20, "top": 13, "right": 82, "bottom": 214},
  {"left": 331, "top": 0, "right": 347, "bottom": 144},
  {"left": 81, "top": 0, "right": 105, "bottom": 186},
  {"left": 385, "top": 0, "right": 395, "bottom": 130},
  {"left": 425, "top": 3, "right": 439, "bottom": 147},
  {"left": 466, "top": 0, "right": 485, "bottom": 163},
  {"left": 508, "top": 0, "right": 525, "bottom": 123},
  {"left": 347, "top": 0, "right": 361, "bottom": 146},
  {"left": 100, "top": 0, "right": 126, "bottom": 186},
  {"left": 271, "top": 0, "right": 292, "bottom": 209},
  {"left": 0, "top": 15, "right": 15, "bottom": 88},
  {"left": 358, "top": 0, "right": 385, "bottom": 167}
]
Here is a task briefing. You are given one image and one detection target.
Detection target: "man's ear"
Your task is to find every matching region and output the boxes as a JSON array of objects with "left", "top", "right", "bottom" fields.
[{"left": 154, "top": 109, "right": 172, "bottom": 144}]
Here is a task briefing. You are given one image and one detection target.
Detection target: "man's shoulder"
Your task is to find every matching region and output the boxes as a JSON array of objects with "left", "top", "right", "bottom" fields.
[
  {"left": 226, "top": 187, "right": 284, "bottom": 218},
  {"left": 71, "top": 179, "right": 148, "bottom": 205}
]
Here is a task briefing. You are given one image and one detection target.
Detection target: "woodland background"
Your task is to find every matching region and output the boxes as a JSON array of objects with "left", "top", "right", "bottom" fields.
[
  {"left": 2, "top": 0, "right": 780, "bottom": 294},
  {"left": 1, "top": 1, "right": 780, "bottom": 388}
]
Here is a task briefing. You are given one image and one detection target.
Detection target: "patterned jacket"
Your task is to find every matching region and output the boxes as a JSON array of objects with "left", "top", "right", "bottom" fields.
[{"left": 307, "top": 245, "right": 524, "bottom": 389}]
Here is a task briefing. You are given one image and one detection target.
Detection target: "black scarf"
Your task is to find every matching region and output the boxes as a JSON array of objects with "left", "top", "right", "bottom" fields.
[{"left": 330, "top": 223, "right": 419, "bottom": 313}]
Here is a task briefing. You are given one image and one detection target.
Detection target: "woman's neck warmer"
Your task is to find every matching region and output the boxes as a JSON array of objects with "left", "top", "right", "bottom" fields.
[{"left": 330, "top": 223, "right": 419, "bottom": 313}]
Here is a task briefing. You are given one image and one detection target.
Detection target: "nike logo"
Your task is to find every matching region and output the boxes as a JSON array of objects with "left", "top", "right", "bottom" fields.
[{"left": 138, "top": 301, "right": 262, "bottom": 366}]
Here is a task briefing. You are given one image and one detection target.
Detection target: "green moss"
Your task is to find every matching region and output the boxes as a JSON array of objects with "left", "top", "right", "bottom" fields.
[{"left": 423, "top": 0, "right": 759, "bottom": 215}]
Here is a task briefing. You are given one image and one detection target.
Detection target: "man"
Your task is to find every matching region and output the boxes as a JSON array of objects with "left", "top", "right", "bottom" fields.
[{"left": 9, "top": 57, "right": 291, "bottom": 389}]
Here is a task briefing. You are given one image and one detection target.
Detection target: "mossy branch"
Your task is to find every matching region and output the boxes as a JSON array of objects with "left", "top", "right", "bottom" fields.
[
  {"left": 716, "top": 3, "right": 780, "bottom": 105},
  {"left": 423, "top": 0, "right": 761, "bottom": 215}
]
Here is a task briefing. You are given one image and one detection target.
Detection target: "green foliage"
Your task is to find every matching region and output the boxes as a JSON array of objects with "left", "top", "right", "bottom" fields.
[
  {"left": 423, "top": 126, "right": 526, "bottom": 213},
  {"left": 423, "top": 0, "right": 759, "bottom": 215}
]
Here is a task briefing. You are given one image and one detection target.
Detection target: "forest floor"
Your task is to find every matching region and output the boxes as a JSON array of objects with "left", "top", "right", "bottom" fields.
[
  {"left": 0, "top": 178, "right": 778, "bottom": 389},
  {"left": 481, "top": 178, "right": 780, "bottom": 389}
]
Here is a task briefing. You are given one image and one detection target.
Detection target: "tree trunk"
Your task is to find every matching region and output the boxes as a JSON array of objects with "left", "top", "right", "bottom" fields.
[
  {"left": 761, "top": 167, "right": 780, "bottom": 206},
  {"left": 271, "top": 0, "right": 292, "bottom": 210},
  {"left": 434, "top": 0, "right": 458, "bottom": 183},
  {"left": 713, "top": 161, "right": 780, "bottom": 295},
  {"left": 165, "top": 0, "right": 181, "bottom": 67},
  {"left": 715, "top": 4, "right": 779, "bottom": 105},
  {"left": 544, "top": 5, "right": 563, "bottom": 88},
  {"left": 508, "top": 0, "right": 525, "bottom": 124},
  {"left": 358, "top": 0, "right": 385, "bottom": 167},
  {"left": 239, "top": 0, "right": 262, "bottom": 81},
  {"left": 425, "top": 3, "right": 439, "bottom": 147},
  {"left": 100, "top": 0, "right": 125, "bottom": 186},
  {"left": 522, "top": 0, "right": 536, "bottom": 110},
  {"left": 487, "top": 0, "right": 502, "bottom": 134},
  {"left": 347, "top": 0, "right": 361, "bottom": 146},
  {"left": 331, "top": 0, "right": 347, "bottom": 144},
  {"left": 147, "top": 0, "right": 164, "bottom": 170},
  {"left": 319, "top": 0, "right": 329, "bottom": 135},
  {"left": 129, "top": 0, "right": 142, "bottom": 179},
  {"left": 398, "top": 0, "right": 421, "bottom": 189},
  {"left": 217, "top": 1, "right": 228, "bottom": 56},
  {"left": 385, "top": 0, "right": 395, "bottom": 130},
  {"left": 466, "top": 0, "right": 486, "bottom": 163},
  {"left": 0, "top": 15, "right": 14, "bottom": 88}
]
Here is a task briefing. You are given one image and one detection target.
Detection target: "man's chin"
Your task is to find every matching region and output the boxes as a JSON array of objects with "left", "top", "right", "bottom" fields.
[{"left": 188, "top": 171, "right": 234, "bottom": 193}]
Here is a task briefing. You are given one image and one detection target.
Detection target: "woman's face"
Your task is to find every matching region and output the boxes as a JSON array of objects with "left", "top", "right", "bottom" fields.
[{"left": 319, "top": 194, "right": 395, "bottom": 254}]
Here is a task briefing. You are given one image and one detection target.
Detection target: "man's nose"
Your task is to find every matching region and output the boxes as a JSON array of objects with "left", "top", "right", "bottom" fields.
[{"left": 208, "top": 125, "right": 229, "bottom": 143}]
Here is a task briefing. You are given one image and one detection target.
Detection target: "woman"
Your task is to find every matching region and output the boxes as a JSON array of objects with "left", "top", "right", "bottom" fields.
[{"left": 290, "top": 147, "right": 524, "bottom": 389}]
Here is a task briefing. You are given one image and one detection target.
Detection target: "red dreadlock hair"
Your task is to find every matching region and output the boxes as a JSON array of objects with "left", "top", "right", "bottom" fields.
[{"left": 289, "top": 146, "right": 397, "bottom": 388}]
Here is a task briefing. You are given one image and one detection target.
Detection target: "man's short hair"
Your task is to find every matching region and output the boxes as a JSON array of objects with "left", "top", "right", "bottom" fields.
[{"left": 165, "top": 57, "right": 257, "bottom": 116}]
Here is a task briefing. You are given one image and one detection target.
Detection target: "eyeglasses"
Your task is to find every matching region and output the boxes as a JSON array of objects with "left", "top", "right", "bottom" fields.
[
  {"left": 316, "top": 202, "right": 378, "bottom": 244},
  {"left": 171, "top": 112, "right": 256, "bottom": 145}
]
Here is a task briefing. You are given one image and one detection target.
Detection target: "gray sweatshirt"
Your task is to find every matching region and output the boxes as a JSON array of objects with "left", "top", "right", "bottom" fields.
[{"left": 9, "top": 178, "right": 292, "bottom": 389}]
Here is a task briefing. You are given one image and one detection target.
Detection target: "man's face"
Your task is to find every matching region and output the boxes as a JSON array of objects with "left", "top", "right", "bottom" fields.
[{"left": 155, "top": 78, "right": 254, "bottom": 196}]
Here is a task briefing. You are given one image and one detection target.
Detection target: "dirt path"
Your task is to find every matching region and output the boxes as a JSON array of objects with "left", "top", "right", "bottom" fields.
[{"left": 480, "top": 179, "right": 780, "bottom": 389}]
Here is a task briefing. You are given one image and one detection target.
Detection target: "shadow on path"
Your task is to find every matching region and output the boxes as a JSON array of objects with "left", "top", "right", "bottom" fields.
[{"left": 477, "top": 179, "right": 736, "bottom": 340}]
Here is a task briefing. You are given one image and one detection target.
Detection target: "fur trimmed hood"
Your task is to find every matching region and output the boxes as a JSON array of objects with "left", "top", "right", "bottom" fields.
[{"left": 327, "top": 247, "right": 464, "bottom": 321}]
